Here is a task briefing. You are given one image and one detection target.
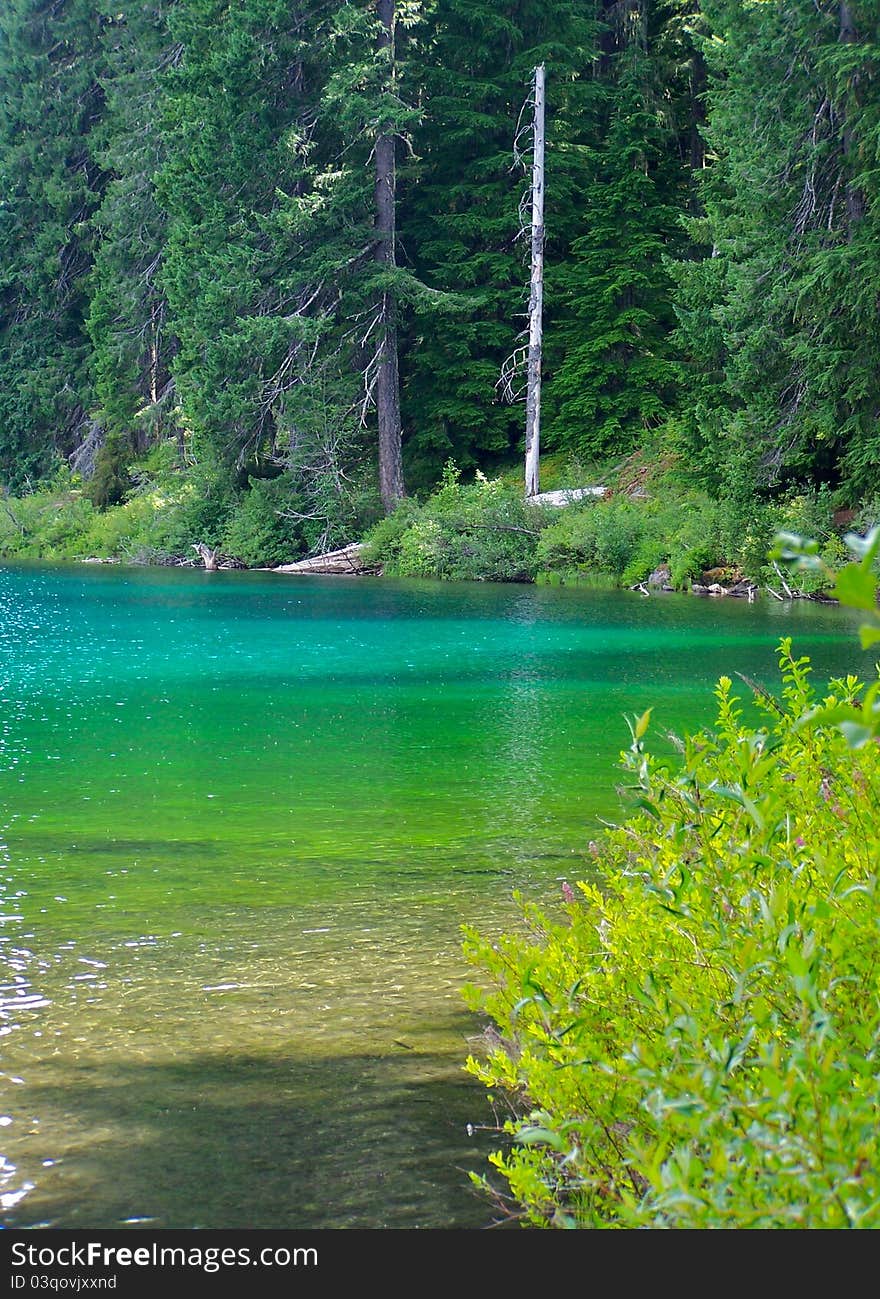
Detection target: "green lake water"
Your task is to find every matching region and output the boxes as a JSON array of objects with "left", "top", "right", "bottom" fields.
[{"left": 0, "top": 563, "right": 870, "bottom": 1229}]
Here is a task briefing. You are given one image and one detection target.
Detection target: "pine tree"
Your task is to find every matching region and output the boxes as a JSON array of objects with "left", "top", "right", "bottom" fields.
[
  {"left": 157, "top": 1, "right": 434, "bottom": 522},
  {"left": 157, "top": 0, "right": 316, "bottom": 474},
  {"left": 0, "top": 0, "right": 106, "bottom": 487},
  {"left": 672, "top": 0, "right": 880, "bottom": 499},
  {"left": 545, "top": 0, "right": 688, "bottom": 462},
  {"left": 84, "top": 1, "right": 179, "bottom": 504}
]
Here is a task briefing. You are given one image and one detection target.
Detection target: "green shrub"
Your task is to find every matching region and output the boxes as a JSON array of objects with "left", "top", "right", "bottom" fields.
[
  {"left": 221, "top": 478, "right": 308, "bottom": 568},
  {"left": 0, "top": 482, "right": 96, "bottom": 558},
  {"left": 361, "top": 497, "right": 425, "bottom": 570},
  {"left": 74, "top": 491, "right": 164, "bottom": 557},
  {"left": 463, "top": 638, "right": 880, "bottom": 1228},
  {"left": 716, "top": 487, "right": 843, "bottom": 591},
  {"left": 619, "top": 536, "right": 667, "bottom": 587},
  {"left": 362, "top": 466, "right": 549, "bottom": 582},
  {"left": 536, "top": 492, "right": 724, "bottom": 588},
  {"left": 84, "top": 435, "right": 134, "bottom": 510},
  {"left": 535, "top": 500, "right": 620, "bottom": 574}
]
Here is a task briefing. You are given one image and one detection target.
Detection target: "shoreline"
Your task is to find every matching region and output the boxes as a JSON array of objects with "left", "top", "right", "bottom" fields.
[{"left": 1, "top": 549, "right": 841, "bottom": 608}]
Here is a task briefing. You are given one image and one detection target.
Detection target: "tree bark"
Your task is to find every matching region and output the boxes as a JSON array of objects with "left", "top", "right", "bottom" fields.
[
  {"left": 840, "top": 2, "right": 866, "bottom": 231},
  {"left": 375, "top": 0, "right": 405, "bottom": 512},
  {"left": 193, "top": 542, "right": 218, "bottom": 571},
  {"left": 524, "top": 63, "right": 545, "bottom": 499}
]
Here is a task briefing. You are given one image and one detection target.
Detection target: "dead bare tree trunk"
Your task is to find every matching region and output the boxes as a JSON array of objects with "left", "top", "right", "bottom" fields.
[
  {"left": 193, "top": 542, "right": 219, "bottom": 571},
  {"left": 375, "top": 0, "right": 406, "bottom": 513},
  {"left": 524, "top": 63, "right": 545, "bottom": 499}
]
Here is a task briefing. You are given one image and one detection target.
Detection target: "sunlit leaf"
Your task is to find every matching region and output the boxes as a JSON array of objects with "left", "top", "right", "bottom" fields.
[
  {"left": 517, "top": 1127, "right": 565, "bottom": 1151},
  {"left": 843, "top": 525, "right": 880, "bottom": 562},
  {"left": 833, "top": 564, "right": 878, "bottom": 612},
  {"left": 634, "top": 707, "right": 653, "bottom": 741},
  {"left": 839, "top": 721, "right": 876, "bottom": 750}
]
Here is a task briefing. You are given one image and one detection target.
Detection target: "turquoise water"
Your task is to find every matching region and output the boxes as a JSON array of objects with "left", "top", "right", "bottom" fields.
[{"left": 0, "top": 563, "right": 869, "bottom": 1228}]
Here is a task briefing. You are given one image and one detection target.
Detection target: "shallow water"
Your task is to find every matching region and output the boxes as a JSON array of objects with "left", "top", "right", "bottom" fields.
[{"left": 0, "top": 564, "right": 869, "bottom": 1228}]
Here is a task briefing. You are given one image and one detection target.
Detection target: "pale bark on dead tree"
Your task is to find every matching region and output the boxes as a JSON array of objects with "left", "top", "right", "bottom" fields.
[
  {"left": 524, "top": 63, "right": 545, "bottom": 499},
  {"left": 193, "top": 542, "right": 219, "bottom": 571}
]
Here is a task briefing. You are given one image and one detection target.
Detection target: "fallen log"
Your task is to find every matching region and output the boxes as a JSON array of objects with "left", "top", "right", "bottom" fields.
[
  {"left": 273, "top": 543, "right": 378, "bottom": 576},
  {"left": 526, "top": 486, "right": 608, "bottom": 507}
]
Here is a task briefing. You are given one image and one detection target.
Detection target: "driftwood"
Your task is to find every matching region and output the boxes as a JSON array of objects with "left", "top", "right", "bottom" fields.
[
  {"left": 692, "top": 580, "right": 759, "bottom": 600},
  {"left": 764, "top": 586, "right": 838, "bottom": 604},
  {"left": 772, "top": 560, "right": 795, "bottom": 599},
  {"left": 526, "top": 486, "right": 608, "bottom": 508},
  {"left": 193, "top": 542, "right": 219, "bottom": 571},
  {"left": 123, "top": 545, "right": 246, "bottom": 569},
  {"left": 273, "top": 543, "right": 378, "bottom": 576},
  {"left": 189, "top": 543, "right": 248, "bottom": 571}
]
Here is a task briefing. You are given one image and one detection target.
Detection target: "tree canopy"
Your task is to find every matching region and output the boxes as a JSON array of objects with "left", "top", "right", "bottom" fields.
[{"left": 0, "top": 1, "right": 878, "bottom": 546}]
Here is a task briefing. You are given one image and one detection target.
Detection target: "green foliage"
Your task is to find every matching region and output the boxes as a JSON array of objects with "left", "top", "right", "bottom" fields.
[
  {"left": 361, "top": 472, "right": 865, "bottom": 592},
  {"left": 362, "top": 465, "right": 549, "bottom": 582},
  {"left": 0, "top": 477, "right": 96, "bottom": 559},
  {"left": 464, "top": 638, "right": 880, "bottom": 1227},
  {"left": 397, "top": 0, "right": 701, "bottom": 483},
  {"left": 670, "top": 0, "right": 880, "bottom": 500},
  {"left": 398, "top": 0, "right": 604, "bottom": 486},
  {"left": 534, "top": 489, "right": 724, "bottom": 588},
  {"left": 775, "top": 524, "right": 880, "bottom": 666},
  {"left": 85, "top": 435, "right": 134, "bottom": 510},
  {"left": 4, "top": 0, "right": 880, "bottom": 547},
  {"left": 536, "top": 498, "right": 646, "bottom": 580},
  {"left": 717, "top": 486, "right": 844, "bottom": 593},
  {"left": 220, "top": 478, "right": 307, "bottom": 568},
  {"left": 0, "top": 0, "right": 106, "bottom": 485},
  {"left": 86, "top": 0, "right": 174, "bottom": 457},
  {"left": 545, "top": 8, "right": 690, "bottom": 459}
]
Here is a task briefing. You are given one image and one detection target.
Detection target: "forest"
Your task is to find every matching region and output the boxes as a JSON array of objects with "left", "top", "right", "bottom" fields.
[{"left": 0, "top": 0, "right": 878, "bottom": 578}]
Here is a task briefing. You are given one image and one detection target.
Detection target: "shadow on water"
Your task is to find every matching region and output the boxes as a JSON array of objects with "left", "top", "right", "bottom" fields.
[{"left": 4, "top": 1019, "right": 505, "bottom": 1231}]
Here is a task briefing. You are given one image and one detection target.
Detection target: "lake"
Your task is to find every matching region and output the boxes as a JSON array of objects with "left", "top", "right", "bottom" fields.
[{"left": 0, "top": 563, "right": 869, "bottom": 1228}]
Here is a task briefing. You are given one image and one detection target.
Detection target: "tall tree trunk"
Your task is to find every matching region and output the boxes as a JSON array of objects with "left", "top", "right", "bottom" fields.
[
  {"left": 375, "top": 0, "right": 405, "bottom": 512},
  {"left": 840, "top": 2, "right": 865, "bottom": 231},
  {"left": 687, "top": 5, "right": 708, "bottom": 205},
  {"left": 524, "top": 63, "right": 545, "bottom": 499}
]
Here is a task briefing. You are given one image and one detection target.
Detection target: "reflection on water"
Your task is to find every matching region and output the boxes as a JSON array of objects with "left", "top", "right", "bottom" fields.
[{"left": 0, "top": 564, "right": 870, "bottom": 1227}]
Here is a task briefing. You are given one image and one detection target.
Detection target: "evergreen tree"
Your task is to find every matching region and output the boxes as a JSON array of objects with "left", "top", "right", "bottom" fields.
[
  {"left": 672, "top": 0, "right": 880, "bottom": 499},
  {"left": 0, "top": 0, "right": 106, "bottom": 488},
  {"left": 158, "top": 1, "right": 434, "bottom": 522},
  {"left": 545, "top": 0, "right": 689, "bottom": 462},
  {"left": 157, "top": 0, "right": 319, "bottom": 475},
  {"left": 85, "top": 1, "right": 179, "bottom": 504}
]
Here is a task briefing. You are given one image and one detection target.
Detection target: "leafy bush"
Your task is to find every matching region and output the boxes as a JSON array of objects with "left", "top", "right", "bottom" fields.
[
  {"left": 535, "top": 498, "right": 642, "bottom": 578},
  {"left": 717, "top": 487, "right": 844, "bottom": 592},
  {"left": 74, "top": 491, "right": 167, "bottom": 558},
  {"left": 0, "top": 479, "right": 95, "bottom": 557},
  {"left": 220, "top": 478, "right": 308, "bottom": 568},
  {"left": 535, "top": 491, "right": 724, "bottom": 588},
  {"left": 362, "top": 464, "right": 550, "bottom": 582},
  {"left": 360, "top": 497, "right": 423, "bottom": 570},
  {"left": 463, "top": 635, "right": 880, "bottom": 1228}
]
